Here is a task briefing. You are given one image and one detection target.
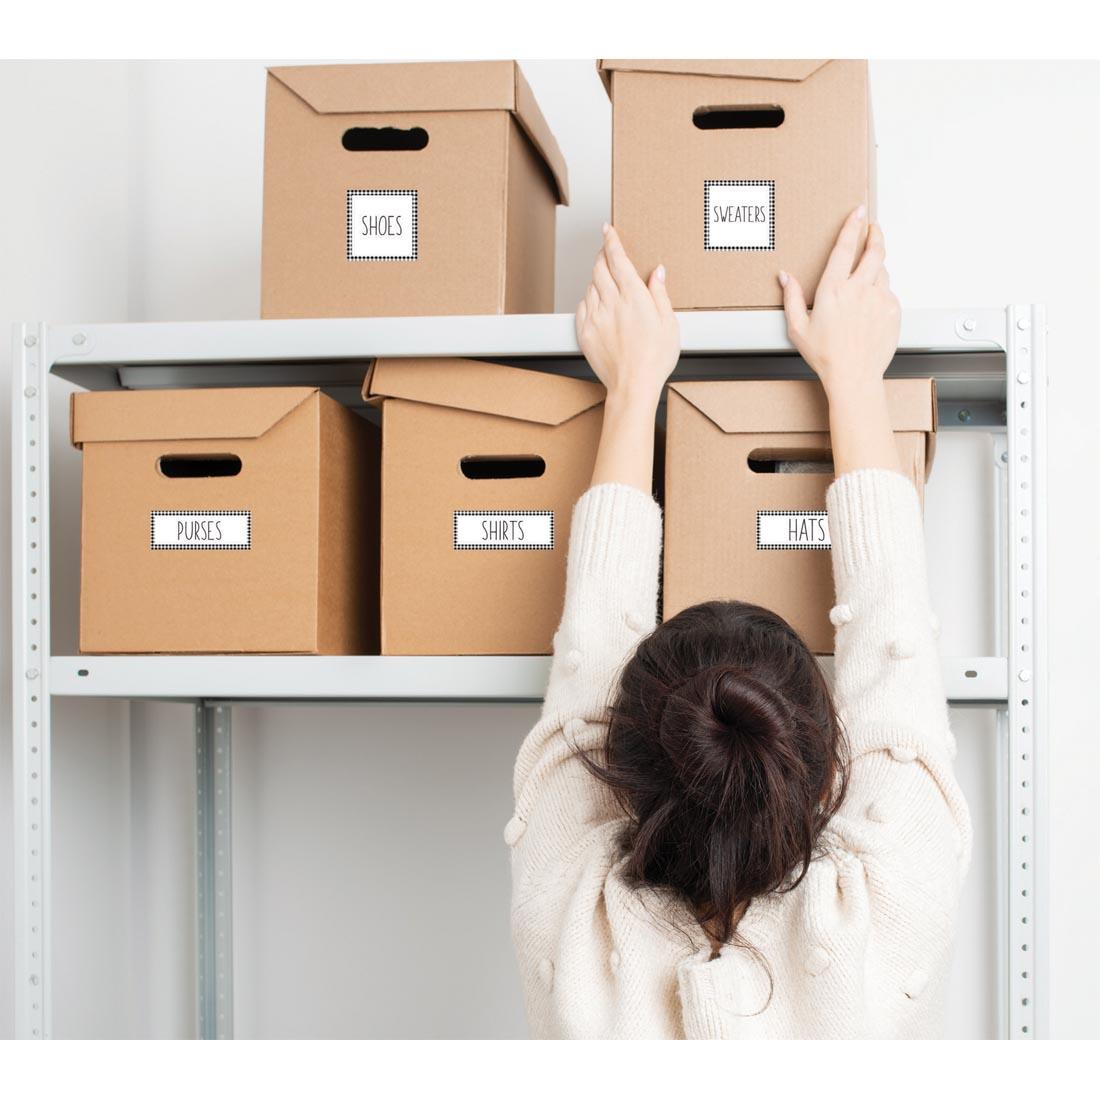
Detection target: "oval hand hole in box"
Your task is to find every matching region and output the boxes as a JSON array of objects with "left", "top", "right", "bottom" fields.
[
  {"left": 158, "top": 454, "right": 243, "bottom": 479},
  {"left": 693, "top": 105, "right": 785, "bottom": 130},
  {"left": 342, "top": 126, "right": 429, "bottom": 152},
  {"left": 747, "top": 448, "right": 833, "bottom": 474},
  {"left": 460, "top": 455, "right": 546, "bottom": 480}
]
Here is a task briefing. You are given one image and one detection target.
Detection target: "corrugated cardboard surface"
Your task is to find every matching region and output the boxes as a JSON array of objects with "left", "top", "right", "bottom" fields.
[
  {"left": 603, "top": 59, "right": 873, "bottom": 310},
  {"left": 261, "top": 61, "right": 566, "bottom": 319},
  {"left": 73, "top": 388, "right": 378, "bottom": 655},
  {"left": 663, "top": 379, "right": 936, "bottom": 654},
  {"left": 364, "top": 358, "right": 604, "bottom": 655}
]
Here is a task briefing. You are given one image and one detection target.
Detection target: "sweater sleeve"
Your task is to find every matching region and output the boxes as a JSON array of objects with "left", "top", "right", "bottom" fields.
[
  {"left": 819, "top": 469, "right": 972, "bottom": 989},
  {"left": 506, "top": 482, "right": 662, "bottom": 900}
]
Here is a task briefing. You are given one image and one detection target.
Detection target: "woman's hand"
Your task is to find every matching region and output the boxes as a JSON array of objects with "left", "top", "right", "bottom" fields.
[
  {"left": 578, "top": 225, "right": 679, "bottom": 494},
  {"left": 779, "top": 208, "right": 904, "bottom": 478},
  {"left": 778, "top": 206, "right": 901, "bottom": 399},
  {"left": 576, "top": 224, "right": 679, "bottom": 414}
]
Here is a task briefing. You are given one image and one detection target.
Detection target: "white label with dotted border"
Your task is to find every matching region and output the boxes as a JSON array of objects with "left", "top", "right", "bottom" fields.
[
  {"left": 151, "top": 510, "right": 251, "bottom": 550},
  {"left": 704, "top": 180, "right": 775, "bottom": 251},
  {"left": 757, "top": 510, "right": 830, "bottom": 550},
  {"left": 347, "top": 189, "right": 418, "bottom": 261},
  {"left": 453, "top": 510, "right": 554, "bottom": 551}
]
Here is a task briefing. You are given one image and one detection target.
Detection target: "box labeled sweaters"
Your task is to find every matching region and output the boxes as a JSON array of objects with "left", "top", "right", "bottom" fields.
[
  {"left": 663, "top": 378, "right": 937, "bottom": 654},
  {"left": 363, "top": 358, "right": 604, "bottom": 655},
  {"left": 71, "top": 387, "right": 380, "bottom": 654},
  {"left": 261, "top": 61, "right": 570, "bottom": 319},
  {"left": 598, "top": 60, "right": 875, "bottom": 310}
]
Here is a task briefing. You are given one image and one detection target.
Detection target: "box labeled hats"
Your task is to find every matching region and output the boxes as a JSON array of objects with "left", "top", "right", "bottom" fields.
[
  {"left": 662, "top": 379, "right": 936, "bottom": 654},
  {"left": 71, "top": 388, "right": 379, "bottom": 654},
  {"left": 598, "top": 60, "right": 874, "bottom": 310},
  {"left": 262, "top": 61, "right": 569, "bottom": 319},
  {"left": 363, "top": 358, "right": 604, "bottom": 655}
]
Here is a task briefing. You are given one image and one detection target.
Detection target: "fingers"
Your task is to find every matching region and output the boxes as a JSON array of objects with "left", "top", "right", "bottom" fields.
[
  {"left": 647, "top": 263, "right": 672, "bottom": 315},
  {"left": 585, "top": 284, "right": 599, "bottom": 316},
  {"left": 853, "top": 223, "right": 886, "bottom": 284},
  {"left": 575, "top": 296, "right": 587, "bottom": 340},
  {"left": 778, "top": 270, "right": 809, "bottom": 344},
  {"left": 821, "top": 204, "right": 867, "bottom": 285},
  {"left": 602, "top": 224, "right": 644, "bottom": 292},
  {"left": 874, "top": 266, "right": 890, "bottom": 290},
  {"left": 592, "top": 249, "right": 617, "bottom": 302}
]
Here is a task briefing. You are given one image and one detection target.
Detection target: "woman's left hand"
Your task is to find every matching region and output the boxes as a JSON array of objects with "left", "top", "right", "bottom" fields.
[{"left": 576, "top": 224, "right": 679, "bottom": 411}]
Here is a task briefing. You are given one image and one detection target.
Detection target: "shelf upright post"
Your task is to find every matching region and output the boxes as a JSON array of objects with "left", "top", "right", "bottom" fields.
[
  {"left": 10, "top": 322, "right": 52, "bottom": 1038},
  {"left": 1004, "top": 305, "right": 1048, "bottom": 1038},
  {"left": 195, "top": 702, "right": 234, "bottom": 1039}
]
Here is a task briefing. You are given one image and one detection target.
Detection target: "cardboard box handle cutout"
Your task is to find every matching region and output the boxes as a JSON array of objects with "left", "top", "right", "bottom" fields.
[
  {"left": 157, "top": 454, "right": 243, "bottom": 479},
  {"left": 693, "top": 105, "right": 786, "bottom": 130},
  {"left": 747, "top": 447, "right": 834, "bottom": 474},
  {"left": 341, "top": 126, "right": 429, "bottom": 152},
  {"left": 459, "top": 455, "right": 546, "bottom": 481}
]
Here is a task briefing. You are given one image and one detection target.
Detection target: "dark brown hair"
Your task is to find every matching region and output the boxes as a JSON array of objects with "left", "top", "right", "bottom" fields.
[{"left": 581, "top": 600, "right": 847, "bottom": 948}]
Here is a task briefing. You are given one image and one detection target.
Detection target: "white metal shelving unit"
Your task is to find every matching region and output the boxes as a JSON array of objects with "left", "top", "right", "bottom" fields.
[{"left": 10, "top": 307, "right": 1047, "bottom": 1039}]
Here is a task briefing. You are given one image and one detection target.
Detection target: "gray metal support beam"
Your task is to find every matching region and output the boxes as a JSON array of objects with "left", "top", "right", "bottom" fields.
[
  {"left": 196, "top": 702, "right": 233, "bottom": 1039},
  {"left": 11, "top": 322, "right": 52, "bottom": 1039},
  {"left": 1003, "top": 305, "right": 1048, "bottom": 1037}
]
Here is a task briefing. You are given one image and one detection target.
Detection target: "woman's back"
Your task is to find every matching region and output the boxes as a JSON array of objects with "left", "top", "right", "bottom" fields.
[{"left": 507, "top": 472, "right": 970, "bottom": 1038}]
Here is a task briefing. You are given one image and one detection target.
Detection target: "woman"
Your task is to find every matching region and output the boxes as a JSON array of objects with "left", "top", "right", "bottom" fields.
[{"left": 506, "top": 207, "right": 972, "bottom": 1039}]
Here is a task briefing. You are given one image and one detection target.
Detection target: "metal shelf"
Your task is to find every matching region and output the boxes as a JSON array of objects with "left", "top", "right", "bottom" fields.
[
  {"left": 10, "top": 307, "right": 1047, "bottom": 1041},
  {"left": 49, "top": 654, "right": 1009, "bottom": 705}
]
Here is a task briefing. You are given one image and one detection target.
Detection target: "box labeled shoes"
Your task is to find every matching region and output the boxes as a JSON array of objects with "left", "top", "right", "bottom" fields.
[{"left": 262, "top": 61, "right": 569, "bottom": 318}]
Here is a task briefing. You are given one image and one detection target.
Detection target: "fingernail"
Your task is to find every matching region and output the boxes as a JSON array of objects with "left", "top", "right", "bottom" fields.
[
  {"left": 655, "top": 264, "right": 666, "bottom": 282},
  {"left": 778, "top": 270, "right": 789, "bottom": 287},
  {"left": 855, "top": 204, "right": 866, "bottom": 220}
]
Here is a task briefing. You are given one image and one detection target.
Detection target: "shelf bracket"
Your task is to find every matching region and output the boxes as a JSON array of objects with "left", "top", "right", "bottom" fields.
[{"left": 196, "top": 702, "right": 233, "bottom": 1039}]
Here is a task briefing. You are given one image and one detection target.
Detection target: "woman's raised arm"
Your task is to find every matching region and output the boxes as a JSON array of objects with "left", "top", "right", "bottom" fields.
[
  {"left": 779, "top": 210, "right": 971, "bottom": 948},
  {"left": 508, "top": 227, "right": 678, "bottom": 883}
]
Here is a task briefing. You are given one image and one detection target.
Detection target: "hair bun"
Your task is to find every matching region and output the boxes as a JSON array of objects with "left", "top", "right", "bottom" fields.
[
  {"left": 709, "top": 668, "right": 795, "bottom": 741},
  {"left": 656, "top": 666, "right": 802, "bottom": 802}
]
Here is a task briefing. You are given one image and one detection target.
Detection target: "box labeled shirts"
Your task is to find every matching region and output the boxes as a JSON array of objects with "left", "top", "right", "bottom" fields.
[
  {"left": 599, "top": 60, "right": 874, "bottom": 310},
  {"left": 71, "top": 387, "right": 379, "bottom": 654},
  {"left": 262, "top": 61, "right": 569, "bottom": 318},
  {"left": 663, "top": 378, "right": 936, "bottom": 654},
  {"left": 363, "top": 358, "right": 604, "bottom": 654}
]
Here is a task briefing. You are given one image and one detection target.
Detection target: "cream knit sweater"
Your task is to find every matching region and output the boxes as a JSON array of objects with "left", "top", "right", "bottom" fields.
[{"left": 507, "top": 469, "right": 972, "bottom": 1039}]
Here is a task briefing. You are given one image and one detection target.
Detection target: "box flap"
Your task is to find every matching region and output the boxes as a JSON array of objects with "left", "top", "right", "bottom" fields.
[
  {"left": 363, "top": 358, "right": 604, "bottom": 426},
  {"left": 668, "top": 378, "right": 936, "bottom": 435},
  {"left": 597, "top": 59, "right": 831, "bottom": 94},
  {"left": 71, "top": 387, "right": 317, "bottom": 446},
  {"left": 267, "top": 61, "right": 568, "bottom": 205}
]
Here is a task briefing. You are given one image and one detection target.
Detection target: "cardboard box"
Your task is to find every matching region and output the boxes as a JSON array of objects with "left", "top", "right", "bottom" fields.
[
  {"left": 71, "top": 388, "right": 379, "bottom": 655},
  {"left": 663, "top": 379, "right": 936, "bottom": 654},
  {"left": 262, "top": 61, "right": 569, "bottom": 319},
  {"left": 363, "top": 358, "right": 604, "bottom": 655},
  {"left": 599, "top": 60, "right": 875, "bottom": 310}
]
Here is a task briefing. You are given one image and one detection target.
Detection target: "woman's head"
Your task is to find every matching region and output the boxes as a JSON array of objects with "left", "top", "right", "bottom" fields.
[{"left": 586, "top": 600, "right": 846, "bottom": 946}]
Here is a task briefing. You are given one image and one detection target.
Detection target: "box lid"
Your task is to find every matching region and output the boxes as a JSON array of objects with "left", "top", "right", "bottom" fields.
[
  {"left": 597, "top": 59, "right": 831, "bottom": 94},
  {"left": 267, "top": 61, "right": 569, "bottom": 205},
  {"left": 668, "top": 378, "right": 936, "bottom": 435},
  {"left": 71, "top": 387, "right": 318, "bottom": 446},
  {"left": 363, "top": 358, "right": 604, "bottom": 426}
]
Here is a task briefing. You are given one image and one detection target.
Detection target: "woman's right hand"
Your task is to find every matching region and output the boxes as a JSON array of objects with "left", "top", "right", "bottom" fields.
[
  {"left": 576, "top": 224, "right": 680, "bottom": 413},
  {"left": 778, "top": 206, "right": 901, "bottom": 398}
]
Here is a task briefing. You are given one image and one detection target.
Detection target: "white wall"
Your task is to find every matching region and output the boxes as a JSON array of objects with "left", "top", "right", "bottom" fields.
[{"left": 1, "top": 60, "right": 1096, "bottom": 1038}]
